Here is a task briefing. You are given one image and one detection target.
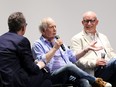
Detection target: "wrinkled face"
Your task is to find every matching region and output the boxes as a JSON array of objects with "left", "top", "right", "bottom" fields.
[
  {"left": 42, "top": 19, "right": 56, "bottom": 41},
  {"left": 82, "top": 14, "right": 98, "bottom": 33}
]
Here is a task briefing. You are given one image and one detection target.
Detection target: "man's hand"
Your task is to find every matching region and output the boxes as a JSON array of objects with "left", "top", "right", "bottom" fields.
[
  {"left": 86, "top": 41, "right": 103, "bottom": 52},
  {"left": 53, "top": 39, "right": 63, "bottom": 50},
  {"left": 35, "top": 60, "right": 45, "bottom": 69},
  {"left": 96, "top": 58, "right": 107, "bottom": 67}
]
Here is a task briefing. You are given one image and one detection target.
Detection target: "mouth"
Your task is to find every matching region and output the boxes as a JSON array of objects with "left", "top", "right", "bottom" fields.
[
  {"left": 53, "top": 33, "right": 56, "bottom": 35},
  {"left": 86, "top": 26, "right": 93, "bottom": 29},
  {"left": 86, "top": 25, "right": 91, "bottom": 28}
]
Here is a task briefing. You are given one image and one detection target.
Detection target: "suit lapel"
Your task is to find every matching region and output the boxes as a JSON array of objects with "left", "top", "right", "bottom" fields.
[
  {"left": 82, "top": 31, "right": 93, "bottom": 45},
  {"left": 82, "top": 31, "right": 98, "bottom": 56},
  {"left": 97, "top": 33, "right": 108, "bottom": 55}
]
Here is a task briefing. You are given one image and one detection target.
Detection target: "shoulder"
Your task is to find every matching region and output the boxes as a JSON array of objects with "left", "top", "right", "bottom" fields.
[
  {"left": 71, "top": 31, "right": 83, "bottom": 41},
  {"left": 0, "top": 32, "right": 27, "bottom": 43},
  {"left": 98, "top": 32, "right": 108, "bottom": 39},
  {"left": 33, "top": 39, "right": 41, "bottom": 45},
  {"left": 33, "top": 36, "right": 44, "bottom": 46}
]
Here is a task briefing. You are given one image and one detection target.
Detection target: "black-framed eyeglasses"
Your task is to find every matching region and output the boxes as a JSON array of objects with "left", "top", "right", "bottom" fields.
[
  {"left": 83, "top": 19, "right": 96, "bottom": 24},
  {"left": 25, "top": 23, "right": 27, "bottom": 26},
  {"left": 24, "top": 23, "right": 27, "bottom": 27}
]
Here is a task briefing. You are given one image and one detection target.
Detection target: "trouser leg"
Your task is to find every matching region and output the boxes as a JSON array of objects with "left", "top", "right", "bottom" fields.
[
  {"left": 79, "top": 79, "right": 91, "bottom": 87},
  {"left": 51, "top": 64, "right": 95, "bottom": 85},
  {"left": 70, "top": 78, "right": 91, "bottom": 87},
  {"left": 40, "top": 79, "right": 52, "bottom": 87},
  {"left": 0, "top": 73, "right": 3, "bottom": 87},
  {"left": 28, "top": 70, "right": 52, "bottom": 87}
]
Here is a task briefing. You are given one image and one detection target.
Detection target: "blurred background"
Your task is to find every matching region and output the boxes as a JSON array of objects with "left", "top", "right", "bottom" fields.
[{"left": 0, "top": 0, "right": 116, "bottom": 51}]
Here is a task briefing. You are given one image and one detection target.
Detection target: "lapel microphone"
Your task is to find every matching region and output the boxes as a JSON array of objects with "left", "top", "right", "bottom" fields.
[{"left": 55, "top": 35, "right": 66, "bottom": 51}]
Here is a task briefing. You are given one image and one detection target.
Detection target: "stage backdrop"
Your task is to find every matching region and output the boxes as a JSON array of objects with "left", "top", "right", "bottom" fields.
[{"left": 0, "top": 0, "right": 116, "bottom": 51}]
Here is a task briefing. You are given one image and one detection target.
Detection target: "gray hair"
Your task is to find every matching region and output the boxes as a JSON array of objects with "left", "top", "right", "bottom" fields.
[{"left": 39, "top": 17, "right": 53, "bottom": 32}]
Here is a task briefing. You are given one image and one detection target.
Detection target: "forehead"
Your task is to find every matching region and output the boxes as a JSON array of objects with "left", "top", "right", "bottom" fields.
[
  {"left": 47, "top": 18, "right": 56, "bottom": 26},
  {"left": 84, "top": 16, "right": 96, "bottom": 20},
  {"left": 83, "top": 12, "right": 97, "bottom": 20}
]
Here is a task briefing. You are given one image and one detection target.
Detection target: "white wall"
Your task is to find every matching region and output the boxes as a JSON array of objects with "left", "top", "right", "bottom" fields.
[{"left": 0, "top": 0, "right": 116, "bottom": 51}]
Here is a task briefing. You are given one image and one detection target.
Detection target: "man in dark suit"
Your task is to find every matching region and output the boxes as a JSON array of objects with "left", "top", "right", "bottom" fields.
[{"left": 0, "top": 12, "right": 52, "bottom": 87}]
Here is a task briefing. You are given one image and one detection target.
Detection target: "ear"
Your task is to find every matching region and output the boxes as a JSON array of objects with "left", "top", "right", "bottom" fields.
[
  {"left": 42, "top": 28, "right": 45, "bottom": 32},
  {"left": 96, "top": 20, "right": 99, "bottom": 25},
  {"left": 82, "top": 20, "right": 84, "bottom": 25},
  {"left": 41, "top": 28, "right": 46, "bottom": 34},
  {"left": 21, "top": 27, "right": 25, "bottom": 31},
  {"left": 21, "top": 26, "right": 26, "bottom": 35}
]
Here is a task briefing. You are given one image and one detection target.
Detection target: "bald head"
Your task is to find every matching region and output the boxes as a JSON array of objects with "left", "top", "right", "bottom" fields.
[
  {"left": 83, "top": 11, "right": 97, "bottom": 20},
  {"left": 82, "top": 11, "right": 99, "bottom": 34}
]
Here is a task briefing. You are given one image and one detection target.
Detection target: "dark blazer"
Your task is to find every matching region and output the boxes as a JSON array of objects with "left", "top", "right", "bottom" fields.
[{"left": 0, "top": 32, "right": 40, "bottom": 87}]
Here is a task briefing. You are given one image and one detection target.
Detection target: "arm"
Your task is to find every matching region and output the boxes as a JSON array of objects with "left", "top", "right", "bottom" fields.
[
  {"left": 18, "top": 37, "right": 41, "bottom": 74},
  {"left": 75, "top": 41, "right": 102, "bottom": 59},
  {"left": 71, "top": 36, "right": 102, "bottom": 68},
  {"left": 45, "top": 43, "right": 60, "bottom": 63},
  {"left": 32, "top": 38, "right": 63, "bottom": 64}
]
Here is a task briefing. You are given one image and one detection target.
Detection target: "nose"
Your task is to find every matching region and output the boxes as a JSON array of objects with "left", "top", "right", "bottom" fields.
[
  {"left": 53, "top": 26, "right": 56, "bottom": 30},
  {"left": 53, "top": 26, "right": 56, "bottom": 29},
  {"left": 87, "top": 21, "right": 92, "bottom": 25},
  {"left": 53, "top": 28, "right": 56, "bottom": 32}
]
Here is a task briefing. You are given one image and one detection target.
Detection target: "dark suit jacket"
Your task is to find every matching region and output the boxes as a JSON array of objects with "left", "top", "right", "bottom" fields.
[{"left": 0, "top": 32, "right": 40, "bottom": 87}]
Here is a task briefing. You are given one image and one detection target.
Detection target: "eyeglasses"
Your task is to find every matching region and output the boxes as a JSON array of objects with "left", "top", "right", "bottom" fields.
[
  {"left": 83, "top": 19, "right": 96, "bottom": 24},
  {"left": 24, "top": 23, "right": 27, "bottom": 27}
]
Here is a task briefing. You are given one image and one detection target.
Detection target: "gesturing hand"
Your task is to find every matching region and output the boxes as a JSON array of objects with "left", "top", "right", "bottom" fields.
[{"left": 85, "top": 41, "right": 103, "bottom": 52}]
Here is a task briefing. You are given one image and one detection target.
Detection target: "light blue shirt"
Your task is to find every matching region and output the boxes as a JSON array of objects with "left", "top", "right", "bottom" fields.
[{"left": 32, "top": 36, "right": 77, "bottom": 73}]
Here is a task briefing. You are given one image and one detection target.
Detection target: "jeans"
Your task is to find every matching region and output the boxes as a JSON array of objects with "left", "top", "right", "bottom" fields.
[
  {"left": 95, "top": 58, "right": 116, "bottom": 82},
  {"left": 79, "top": 79, "right": 91, "bottom": 87},
  {"left": 51, "top": 64, "right": 95, "bottom": 87}
]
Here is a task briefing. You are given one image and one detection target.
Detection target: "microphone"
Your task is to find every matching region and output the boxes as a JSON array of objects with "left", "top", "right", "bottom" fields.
[
  {"left": 55, "top": 35, "right": 66, "bottom": 51},
  {"left": 101, "top": 53, "right": 105, "bottom": 69},
  {"left": 101, "top": 53, "right": 105, "bottom": 59}
]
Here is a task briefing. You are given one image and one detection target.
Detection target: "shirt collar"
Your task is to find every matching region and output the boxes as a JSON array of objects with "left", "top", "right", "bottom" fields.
[
  {"left": 83, "top": 30, "right": 99, "bottom": 37},
  {"left": 40, "top": 36, "right": 56, "bottom": 43}
]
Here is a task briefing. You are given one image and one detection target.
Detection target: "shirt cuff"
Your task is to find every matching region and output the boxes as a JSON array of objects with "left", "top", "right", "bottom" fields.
[{"left": 41, "top": 55, "right": 47, "bottom": 65}]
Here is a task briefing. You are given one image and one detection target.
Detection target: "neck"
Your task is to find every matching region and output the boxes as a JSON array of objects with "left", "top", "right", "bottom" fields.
[
  {"left": 85, "top": 29, "right": 96, "bottom": 35},
  {"left": 43, "top": 36, "right": 54, "bottom": 42},
  {"left": 17, "top": 30, "right": 25, "bottom": 36},
  {"left": 48, "top": 39, "right": 54, "bottom": 43}
]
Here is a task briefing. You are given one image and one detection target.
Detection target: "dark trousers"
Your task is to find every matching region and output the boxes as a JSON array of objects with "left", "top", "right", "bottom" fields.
[
  {"left": 0, "top": 69, "right": 52, "bottom": 87},
  {"left": 28, "top": 69, "right": 52, "bottom": 87},
  {"left": 0, "top": 73, "right": 3, "bottom": 87},
  {"left": 95, "top": 58, "right": 116, "bottom": 87}
]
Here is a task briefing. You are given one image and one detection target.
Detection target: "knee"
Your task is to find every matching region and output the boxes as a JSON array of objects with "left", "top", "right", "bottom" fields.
[
  {"left": 80, "top": 79, "right": 89, "bottom": 83},
  {"left": 64, "top": 64, "right": 76, "bottom": 69}
]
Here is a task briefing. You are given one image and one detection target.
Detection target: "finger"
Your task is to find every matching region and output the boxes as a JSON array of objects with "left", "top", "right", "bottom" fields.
[
  {"left": 94, "top": 46, "right": 103, "bottom": 51},
  {"left": 90, "top": 41, "right": 97, "bottom": 46}
]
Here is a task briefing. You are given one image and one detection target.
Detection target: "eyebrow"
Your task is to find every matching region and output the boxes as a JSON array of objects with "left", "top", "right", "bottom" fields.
[{"left": 83, "top": 18, "right": 96, "bottom": 20}]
